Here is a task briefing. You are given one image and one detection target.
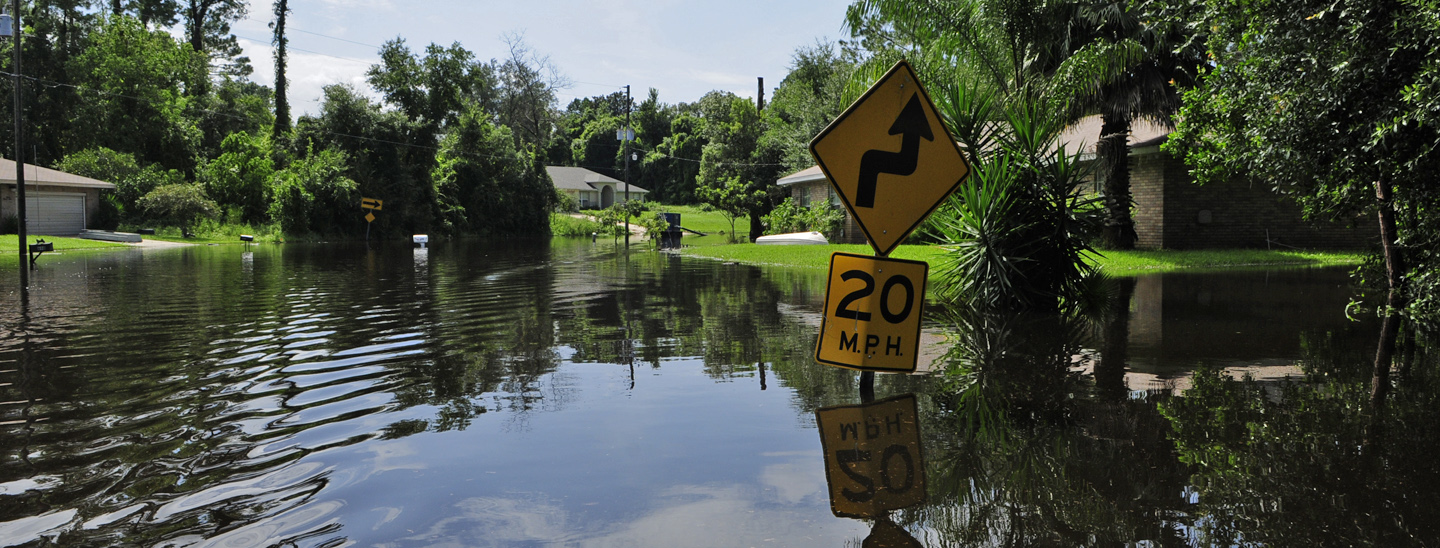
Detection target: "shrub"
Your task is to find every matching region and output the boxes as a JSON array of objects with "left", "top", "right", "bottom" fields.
[
  {"left": 762, "top": 198, "right": 844, "bottom": 237},
  {"left": 137, "top": 184, "right": 218, "bottom": 232},
  {"left": 550, "top": 212, "right": 606, "bottom": 236},
  {"left": 553, "top": 189, "right": 578, "bottom": 212},
  {"left": 268, "top": 146, "right": 357, "bottom": 235}
]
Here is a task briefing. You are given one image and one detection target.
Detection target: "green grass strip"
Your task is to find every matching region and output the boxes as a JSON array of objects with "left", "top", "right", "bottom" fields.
[
  {"left": 1089, "top": 249, "right": 1365, "bottom": 274},
  {"left": 0, "top": 234, "right": 132, "bottom": 253},
  {"left": 681, "top": 243, "right": 1364, "bottom": 276}
]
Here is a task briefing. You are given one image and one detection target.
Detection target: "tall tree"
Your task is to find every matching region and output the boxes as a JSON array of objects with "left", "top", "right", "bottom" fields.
[
  {"left": 270, "top": 0, "right": 290, "bottom": 138},
  {"left": 495, "top": 34, "right": 566, "bottom": 153},
  {"left": 66, "top": 15, "right": 208, "bottom": 173},
  {"left": 183, "top": 0, "right": 249, "bottom": 80},
  {"left": 1155, "top": 0, "right": 1440, "bottom": 381},
  {"left": 1075, "top": 2, "right": 1204, "bottom": 249}
]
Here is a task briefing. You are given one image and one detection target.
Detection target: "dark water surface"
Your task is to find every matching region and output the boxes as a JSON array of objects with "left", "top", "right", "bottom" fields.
[{"left": 1, "top": 239, "right": 1436, "bottom": 547}]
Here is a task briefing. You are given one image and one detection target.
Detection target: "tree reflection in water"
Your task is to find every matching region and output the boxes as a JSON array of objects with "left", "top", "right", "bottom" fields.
[
  {"left": 1161, "top": 321, "right": 1440, "bottom": 547},
  {"left": 902, "top": 280, "right": 1440, "bottom": 547},
  {"left": 904, "top": 302, "right": 1195, "bottom": 547}
]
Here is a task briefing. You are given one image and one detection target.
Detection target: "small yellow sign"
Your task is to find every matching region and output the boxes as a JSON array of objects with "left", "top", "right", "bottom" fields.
[
  {"left": 816, "top": 394, "right": 926, "bottom": 519},
  {"left": 365, "top": 212, "right": 376, "bottom": 223},
  {"left": 809, "top": 60, "right": 970, "bottom": 257},
  {"left": 361, "top": 197, "right": 383, "bottom": 211},
  {"left": 816, "top": 252, "right": 927, "bottom": 373}
]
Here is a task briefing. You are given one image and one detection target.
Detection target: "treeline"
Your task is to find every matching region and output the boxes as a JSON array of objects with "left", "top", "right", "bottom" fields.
[{"left": 0, "top": 1, "right": 856, "bottom": 239}]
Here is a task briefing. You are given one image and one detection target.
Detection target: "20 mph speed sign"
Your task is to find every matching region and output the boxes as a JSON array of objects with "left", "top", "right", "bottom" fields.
[{"left": 815, "top": 252, "right": 928, "bottom": 373}]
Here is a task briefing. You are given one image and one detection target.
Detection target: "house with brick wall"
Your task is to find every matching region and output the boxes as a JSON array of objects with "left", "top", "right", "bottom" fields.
[
  {"left": 776, "top": 166, "right": 867, "bottom": 244},
  {"left": 780, "top": 117, "right": 1377, "bottom": 251},
  {"left": 1058, "top": 116, "right": 1377, "bottom": 250}
]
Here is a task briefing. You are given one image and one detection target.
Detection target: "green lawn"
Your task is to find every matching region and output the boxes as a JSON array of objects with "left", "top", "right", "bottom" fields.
[
  {"left": 1088, "top": 249, "right": 1365, "bottom": 274},
  {"left": 0, "top": 234, "right": 133, "bottom": 267},
  {"left": 119, "top": 222, "right": 284, "bottom": 244},
  {"left": 647, "top": 205, "right": 750, "bottom": 237},
  {"left": 681, "top": 243, "right": 1365, "bottom": 276},
  {"left": 0, "top": 234, "right": 131, "bottom": 252}
]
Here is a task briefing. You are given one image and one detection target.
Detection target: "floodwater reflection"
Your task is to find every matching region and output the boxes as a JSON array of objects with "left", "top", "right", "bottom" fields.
[{"left": 0, "top": 241, "right": 1436, "bottom": 547}]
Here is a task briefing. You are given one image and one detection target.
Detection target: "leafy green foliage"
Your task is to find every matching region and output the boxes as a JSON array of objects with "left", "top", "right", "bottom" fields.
[
  {"left": 267, "top": 146, "right": 357, "bottom": 235},
  {"left": 1154, "top": 0, "right": 1440, "bottom": 321},
  {"left": 760, "top": 197, "right": 844, "bottom": 237},
  {"left": 137, "top": 184, "right": 218, "bottom": 231},
  {"left": 199, "top": 132, "right": 274, "bottom": 224},
  {"left": 66, "top": 15, "right": 207, "bottom": 173},
  {"left": 56, "top": 147, "right": 185, "bottom": 215},
  {"left": 431, "top": 103, "right": 553, "bottom": 235},
  {"left": 698, "top": 176, "right": 765, "bottom": 241},
  {"left": 549, "top": 212, "right": 607, "bottom": 237}
]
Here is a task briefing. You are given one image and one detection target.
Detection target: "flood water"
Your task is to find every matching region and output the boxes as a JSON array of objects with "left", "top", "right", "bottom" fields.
[{"left": 2, "top": 239, "right": 1437, "bottom": 547}]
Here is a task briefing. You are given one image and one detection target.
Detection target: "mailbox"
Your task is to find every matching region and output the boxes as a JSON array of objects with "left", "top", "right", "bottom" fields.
[{"left": 27, "top": 240, "right": 53, "bottom": 269}]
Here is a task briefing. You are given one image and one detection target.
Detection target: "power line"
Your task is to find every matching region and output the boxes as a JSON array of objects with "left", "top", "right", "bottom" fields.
[
  {"left": 291, "top": 28, "right": 383, "bottom": 49},
  {"left": 234, "top": 33, "right": 376, "bottom": 65}
]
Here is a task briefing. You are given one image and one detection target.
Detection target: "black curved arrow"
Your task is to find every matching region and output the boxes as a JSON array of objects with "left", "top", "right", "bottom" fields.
[{"left": 855, "top": 94, "right": 934, "bottom": 208}]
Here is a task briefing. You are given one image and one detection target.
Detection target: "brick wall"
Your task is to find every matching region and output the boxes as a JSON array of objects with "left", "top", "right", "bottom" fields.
[{"left": 1130, "top": 151, "right": 1377, "bottom": 250}]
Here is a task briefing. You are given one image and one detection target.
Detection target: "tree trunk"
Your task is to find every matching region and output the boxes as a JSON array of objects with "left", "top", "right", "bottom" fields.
[
  {"left": 1097, "top": 114, "right": 1136, "bottom": 250},
  {"left": 187, "top": 1, "right": 206, "bottom": 53},
  {"left": 1095, "top": 277, "right": 1135, "bottom": 401},
  {"left": 272, "top": 0, "right": 290, "bottom": 138},
  {"left": 1365, "top": 176, "right": 1405, "bottom": 452}
]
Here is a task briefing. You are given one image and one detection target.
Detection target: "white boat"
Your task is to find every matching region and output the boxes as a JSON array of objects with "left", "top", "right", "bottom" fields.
[{"left": 755, "top": 231, "right": 829, "bottom": 245}]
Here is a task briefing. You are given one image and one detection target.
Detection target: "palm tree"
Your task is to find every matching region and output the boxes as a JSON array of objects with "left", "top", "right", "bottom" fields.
[
  {"left": 844, "top": 0, "right": 1139, "bottom": 309},
  {"left": 1074, "top": 3, "right": 1204, "bottom": 249}
]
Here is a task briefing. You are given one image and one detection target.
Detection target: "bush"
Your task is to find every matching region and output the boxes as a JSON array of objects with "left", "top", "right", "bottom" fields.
[
  {"left": 762, "top": 198, "right": 844, "bottom": 237},
  {"left": 639, "top": 211, "right": 672, "bottom": 239},
  {"left": 268, "top": 146, "right": 357, "bottom": 235},
  {"left": 550, "top": 212, "right": 606, "bottom": 236},
  {"left": 137, "top": 184, "right": 218, "bottom": 232},
  {"left": 553, "top": 189, "right": 578, "bottom": 212}
]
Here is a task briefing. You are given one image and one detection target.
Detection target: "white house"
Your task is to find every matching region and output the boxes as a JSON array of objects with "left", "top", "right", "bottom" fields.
[
  {"left": 547, "top": 166, "right": 648, "bottom": 209},
  {"left": 0, "top": 159, "right": 116, "bottom": 235}
]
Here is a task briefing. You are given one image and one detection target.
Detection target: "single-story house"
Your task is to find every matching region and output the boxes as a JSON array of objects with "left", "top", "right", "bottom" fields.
[
  {"left": 547, "top": 166, "right": 648, "bottom": 210},
  {"left": 0, "top": 158, "right": 116, "bottom": 235},
  {"left": 776, "top": 165, "right": 867, "bottom": 244},
  {"left": 1055, "top": 116, "right": 1375, "bottom": 250},
  {"left": 782, "top": 116, "right": 1376, "bottom": 250}
]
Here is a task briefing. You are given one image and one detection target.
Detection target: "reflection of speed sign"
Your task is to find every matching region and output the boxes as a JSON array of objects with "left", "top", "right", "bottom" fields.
[
  {"left": 816, "top": 394, "right": 926, "bottom": 518},
  {"left": 816, "top": 252, "right": 928, "bottom": 373}
]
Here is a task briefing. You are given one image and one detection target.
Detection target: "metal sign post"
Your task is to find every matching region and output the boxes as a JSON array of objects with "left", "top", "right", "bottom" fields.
[
  {"left": 361, "top": 197, "right": 382, "bottom": 242},
  {"left": 807, "top": 59, "right": 972, "bottom": 394}
]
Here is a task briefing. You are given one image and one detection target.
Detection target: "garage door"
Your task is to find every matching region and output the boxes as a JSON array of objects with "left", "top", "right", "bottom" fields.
[{"left": 25, "top": 192, "right": 87, "bottom": 235}]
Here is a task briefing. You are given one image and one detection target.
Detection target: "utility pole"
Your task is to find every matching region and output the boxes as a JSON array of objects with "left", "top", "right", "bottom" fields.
[
  {"left": 624, "top": 84, "right": 630, "bottom": 243},
  {"left": 757, "top": 77, "right": 764, "bottom": 113},
  {"left": 10, "top": 0, "right": 26, "bottom": 289}
]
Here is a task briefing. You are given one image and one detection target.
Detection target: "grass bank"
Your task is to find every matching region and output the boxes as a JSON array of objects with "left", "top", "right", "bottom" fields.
[
  {"left": 0, "top": 234, "right": 133, "bottom": 267},
  {"left": 680, "top": 244, "right": 1365, "bottom": 276},
  {"left": 648, "top": 205, "right": 749, "bottom": 237},
  {"left": 120, "top": 220, "right": 285, "bottom": 244},
  {"left": 1, "top": 234, "right": 131, "bottom": 252}
]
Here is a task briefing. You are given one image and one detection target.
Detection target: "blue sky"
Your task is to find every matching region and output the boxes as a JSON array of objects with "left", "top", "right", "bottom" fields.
[{"left": 232, "top": 0, "right": 855, "bottom": 117}]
